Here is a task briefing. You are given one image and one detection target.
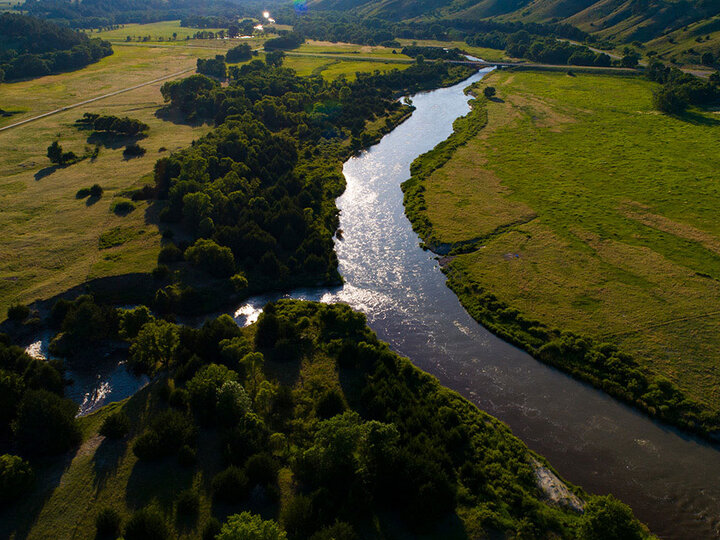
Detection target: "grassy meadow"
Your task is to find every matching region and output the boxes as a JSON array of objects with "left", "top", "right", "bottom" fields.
[
  {"left": 417, "top": 70, "right": 720, "bottom": 414},
  {"left": 0, "top": 24, "right": 426, "bottom": 318}
]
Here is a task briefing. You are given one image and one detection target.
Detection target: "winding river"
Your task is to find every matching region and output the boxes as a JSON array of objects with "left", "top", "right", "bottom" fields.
[{"left": 35, "top": 69, "right": 719, "bottom": 538}]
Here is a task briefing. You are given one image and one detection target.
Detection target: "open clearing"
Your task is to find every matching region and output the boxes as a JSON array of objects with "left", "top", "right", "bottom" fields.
[{"left": 421, "top": 70, "right": 720, "bottom": 413}]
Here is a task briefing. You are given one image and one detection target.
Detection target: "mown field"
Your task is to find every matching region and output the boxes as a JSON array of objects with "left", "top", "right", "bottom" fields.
[
  {"left": 89, "top": 20, "right": 235, "bottom": 42},
  {"left": 416, "top": 70, "right": 720, "bottom": 415}
]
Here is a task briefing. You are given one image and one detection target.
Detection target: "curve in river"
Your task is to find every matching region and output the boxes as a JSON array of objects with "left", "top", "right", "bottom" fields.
[{"left": 226, "top": 69, "right": 720, "bottom": 539}]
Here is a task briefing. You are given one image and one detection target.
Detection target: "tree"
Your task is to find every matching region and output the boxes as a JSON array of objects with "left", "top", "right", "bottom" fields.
[
  {"left": 483, "top": 86, "right": 496, "bottom": 99},
  {"left": 217, "top": 512, "right": 287, "bottom": 540},
  {"left": 702, "top": 52, "right": 715, "bottom": 66},
  {"left": 652, "top": 87, "right": 687, "bottom": 115},
  {"left": 99, "top": 411, "right": 130, "bottom": 439},
  {"left": 125, "top": 508, "right": 170, "bottom": 540},
  {"left": 187, "top": 363, "right": 239, "bottom": 416},
  {"left": 7, "top": 303, "right": 29, "bottom": 322},
  {"left": 621, "top": 52, "right": 639, "bottom": 68},
  {"left": 129, "top": 320, "right": 179, "bottom": 374},
  {"left": 47, "top": 141, "right": 63, "bottom": 164},
  {"left": 579, "top": 495, "right": 645, "bottom": 540},
  {"left": 265, "top": 50, "right": 285, "bottom": 67},
  {"left": 0, "top": 454, "right": 34, "bottom": 503},
  {"left": 13, "top": 389, "right": 81, "bottom": 455},
  {"left": 184, "top": 239, "right": 235, "bottom": 278}
]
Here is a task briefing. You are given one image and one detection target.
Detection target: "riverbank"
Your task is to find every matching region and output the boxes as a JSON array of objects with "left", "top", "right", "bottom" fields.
[{"left": 401, "top": 69, "right": 720, "bottom": 439}]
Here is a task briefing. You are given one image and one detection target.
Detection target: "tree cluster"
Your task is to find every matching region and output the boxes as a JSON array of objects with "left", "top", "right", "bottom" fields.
[
  {"left": 263, "top": 32, "right": 304, "bottom": 51},
  {"left": 0, "top": 13, "right": 112, "bottom": 82},
  {"left": 647, "top": 59, "right": 720, "bottom": 114},
  {"left": 75, "top": 112, "right": 149, "bottom": 136},
  {"left": 505, "top": 32, "right": 611, "bottom": 67}
]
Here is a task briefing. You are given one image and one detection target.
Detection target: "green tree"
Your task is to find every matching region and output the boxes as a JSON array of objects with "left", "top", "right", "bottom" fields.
[
  {"left": 0, "top": 454, "right": 34, "bottom": 503},
  {"left": 14, "top": 389, "right": 80, "bottom": 455},
  {"left": 47, "top": 141, "right": 63, "bottom": 164},
  {"left": 483, "top": 86, "right": 496, "bottom": 99},
  {"left": 579, "top": 495, "right": 646, "bottom": 540},
  {"left": 129, "top": 320, "right": 179, "bottom": 374},
  {"left": 217, "top": 512, "right": 286, "bottom": 540}
]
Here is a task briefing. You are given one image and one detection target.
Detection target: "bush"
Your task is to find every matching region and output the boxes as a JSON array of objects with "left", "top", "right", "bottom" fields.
[
  {"left": 14, "top": 389, "right": 80, "bottom": 456},
  {"left": 579, "top": 495, "right": 645, "bottom": 540},
  {"left": 187, "top": 363, "right": 238, "bottom": 418},
  {"left": 89, "top": 183, "right": 103, "bottom": 198},
  {"left": 111, "top": 198, "right": 136, "bottom": 215},
  {"left": 483, "top": 86, "right": 496, "bottom": 99},
  {"left": 7, "top": 303, "right": 30, "bottom": 322},
  {"left": 123, "top": 143, "right": 146, "bottom": 158},
  {"left": 132, "top": 410, "right": 195, "bottom": 460},
  {"left": 212, "top": 466, "right": 249, "bottom": 503},
  {"left": 652, "top": 86, "right": 688, "bottom": 114},
  {"left": 95, "top": 507, "right": 122, "bottom": 538},
  {"left": 132, "top": 430, "right": 163, "bottom": 461},
  {"left": 0, "top": 454, "right": 34, "bottom": 503},
  {"left": 217, "top": 512, "right": 287, "bottom": 540},
  {"left": 158, "top": 243, "right": 182, "bottom": 264},
  {"left": 176, "top": 489, "right": 200, "bottom": 517},
  {"left": 184, "top": 239, "right": 235, "bottom": 278},
  {"left": 125, "top": 507, "right": 170, "bottom": 540},
  {"left": 99, "top": 411, "right": 130, "bottom": 439}
]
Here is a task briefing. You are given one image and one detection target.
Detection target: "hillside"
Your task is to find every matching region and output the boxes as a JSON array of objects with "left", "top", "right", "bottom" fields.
[{"left": 309, "top": 0, "right": 720, "bottom": 44}]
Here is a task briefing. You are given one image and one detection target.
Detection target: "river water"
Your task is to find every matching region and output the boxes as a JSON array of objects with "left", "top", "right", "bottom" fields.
[
  {"left": 223, "top": 70, "right": 720, "bottom": 539},
  {"left": 29, "top": 69, "right": 719, "bottom": 537}
]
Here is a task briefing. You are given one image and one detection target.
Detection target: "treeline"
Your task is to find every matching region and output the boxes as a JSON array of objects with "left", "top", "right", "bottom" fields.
[
  {"left": 288, "top": 11, "right": 589, "bottom": 47},
  {"left": 226, "top": 43, "right": 253, "bottom": 63},
  {"left": 143, "top": 59, "right": 473, "bottom": 314},
  {"left": 647, "top": 60, "right": 720, "bottom": 114},
  {"left": 0, "top": 13, "right": 113, "bottom": 82},
  {"left": 76, "top": 113, "right": 149, "bottom": 136},
  {"left": 504, "top": 32, "right": 612, "bottom": 67},
  {"left": 263, "top": 31, "right": 305, "bottom": 51},
  {"left": 20, "top": 0, "right": 261, "bottom": 29},
  {"left": 197, "top": 55, "right": 227, "bottom": 79},
  {"left": 401, "top": 45, "right": 464, "bottom": 61},
  {"left": 1, "top": 300, "right": 650, "bottom": 538}
]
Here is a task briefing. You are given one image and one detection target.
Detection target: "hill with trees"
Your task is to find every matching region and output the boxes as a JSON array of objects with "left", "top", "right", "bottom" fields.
[{"left": 0, "top": 13, "right": 112, "bottom": 82}]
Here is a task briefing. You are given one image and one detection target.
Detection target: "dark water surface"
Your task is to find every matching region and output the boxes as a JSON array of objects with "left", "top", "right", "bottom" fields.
[{"left": 226, "top": 70, "right": 720, "bottom": 539}]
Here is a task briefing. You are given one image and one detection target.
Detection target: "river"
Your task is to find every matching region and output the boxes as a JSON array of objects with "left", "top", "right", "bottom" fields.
[{"left": 31, "top": 68, "right": 719, "bottom": 538}]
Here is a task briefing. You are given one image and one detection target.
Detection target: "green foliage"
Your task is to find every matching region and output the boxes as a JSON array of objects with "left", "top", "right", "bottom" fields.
[
  {"left": 197, "top": 55, "right": 226, "bottom": 80},
  {"left": 184, "top": 238, "right": 235, "bottom": 278},
  {"left": 0, "top": 454, "right": 34, "bottom": 503},
  {"left": 132, "top": 409, "right": 195, "bottom": 461},
  {"left": 13, "top": 389, "right": 80, "bottom": 456},
  {"left": 123, "top": 143, "right": 146, "bottom": 158},
  {"left": 99, "top": 411, "right": 130, "bottom": 439},
  {"left": 76, "top": 112, "right": 149, "bottom": 136},
  {"left": 129, "top": 320, "right": 179, "bottom": 375},
  {"left": 579, "top": 495, "right": 645, "bottom": 540},
  {"left": 125, "top": 507, "right": 170, "bottom": 540},
  {"left": 110, "top": 197, "right": 136, "bottom": 215},
  {"left": 187, "top": 363, "right": 239, "bottom": 418},
  {"left": 217, "top": 512, "right": 287, "bottom": 540},
  {"left": 6, "top": 303, "right": 29, "bottom": 322},
  {"left": 212, "top": 466, "right": 249, "bottom": 503}
]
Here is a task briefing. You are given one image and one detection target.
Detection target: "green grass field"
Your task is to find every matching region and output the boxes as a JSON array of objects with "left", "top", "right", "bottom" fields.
[
  {"left": 396, "top": 39, "right": 507, "bottom": 62},
  {"left": 89, "top": 20, "right": 232, "bottom": 42},
  {"left": 418, "top": 70, "right": 720, "bottom": 414}
]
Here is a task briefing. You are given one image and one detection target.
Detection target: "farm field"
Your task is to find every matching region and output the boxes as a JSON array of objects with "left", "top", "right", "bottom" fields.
[
  {"left": 396, "top": 39, "right": 508, "bottom": 62},
  {"left": 89, "top": 20, "right": 235, "bottom": 42},
  {"left": 416, "top": 70, "right": 720, "bottom": 414}
]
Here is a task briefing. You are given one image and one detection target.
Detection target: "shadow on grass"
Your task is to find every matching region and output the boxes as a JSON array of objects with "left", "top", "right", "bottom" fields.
[
  {"left": 92, "top": 438, "right": 126, "bottom": 491},
  {"left": 155, "top": 107, "right": 210, "bottom": 127},
  {"left": 86, "top": 195, "right": 101, "bottom": 206},
  {"left": 676, "top": 109, "right": 720, "bottom": 126},
  {"left": 0, "top": 448, "right": 79, "bottom": 540},
  {"left": 87, "top": 132, "right": 145, "bottom": 150},
  {"left": 34, "top": 165, "right": 60, "bottom": 181}
]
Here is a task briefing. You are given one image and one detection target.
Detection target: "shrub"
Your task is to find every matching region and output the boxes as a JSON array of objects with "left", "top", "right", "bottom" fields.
[
  {"left": 95, "top": 507, "right": 122, "bottom": 538},
  {"left": 7, "top": 303, "right": 30, "bottom": 322},
  {"left": 652, "top": 87, "right": 688, "bottom": 114},
  {"left": 212, "top": 466, "right": 249, "bottom": 503},
  {"left": 125, "top": 507, "right": 170, "bottom": 540},
  {"left": 89, "top": 183, "right": 103, "bottom": 198},
  {"left": 158, "top": 243, "right": 182, "bottom": 264},
  {"left": 111, "top": 198, "right": 136, "bottom": 215},
  {"left": 133, "top": 430, "right": 163, "bottom": 461},
  {"left": 0, "top": 454, "right": 34, "bottom": 503},
  {"left": 176, "top": 489, "right": 200, "bottom": 517},
  {"left": 99, "top": 411, "right": 130, "bottom": 439},
  {"left": 184, "top": 239, "right": 235, "bottom": 278},
  {"left": 123, "top": 143, "right": 147, "bottom": 158},
  {"left": 579, "top": 495, "right": 645, "bottom": 540},
  {"left": 483, "top": 86, "right": 496, "bottom": 98},
  {"left": 217, "top": 512, "right": 287, "bottom": 540},
  {"left": 133, "top": 410, "right": 195, "bottom": 460},
  {"left": 14, "top": 390, "right": 80, "bottom": 456}
]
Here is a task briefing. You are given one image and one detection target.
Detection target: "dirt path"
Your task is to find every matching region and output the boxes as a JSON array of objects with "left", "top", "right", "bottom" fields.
[{"left": 0, "top": 67, "right": 194, "bottom": 134}]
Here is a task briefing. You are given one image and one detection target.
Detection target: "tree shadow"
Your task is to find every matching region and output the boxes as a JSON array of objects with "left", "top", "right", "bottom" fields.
[
  {"left": 34, "top": 165, "right": 59, "bottom": 181},
  {"left": 489, "top": 96, "right": 505, "bottom": 103},
  {"left": 676, "top": 109, "right": 720, "bottom": 126},
  {"left": 0, "top": 447, "right": 79, "bottom": 540},
  {"left": 125, "top": 457, "right": 194, "bottom": 512},
  {"left": 87, "top": 132, "right": 144, "bottom": 150},
  {"left": 86, "top": 195, "right": 101, "bottom": 206},
  {"left": 92, "top": 437, "right": 126, "bottom": 491},
  {"left": 155, "top": 107, "right": 209, "bottom": 127}
]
